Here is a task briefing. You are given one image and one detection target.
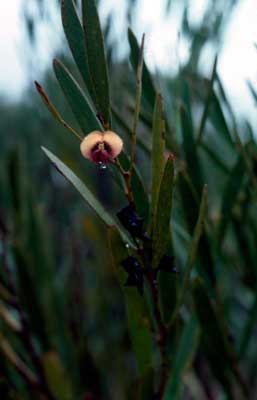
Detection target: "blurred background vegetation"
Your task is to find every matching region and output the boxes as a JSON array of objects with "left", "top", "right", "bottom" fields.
[{"left": 1, "top": 0, "right": 257, "bottom": 399}]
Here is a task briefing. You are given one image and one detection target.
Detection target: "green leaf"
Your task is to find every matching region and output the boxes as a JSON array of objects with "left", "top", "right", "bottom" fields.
[
  {"left": 239, "top": 292, "right": 257, "bottom": 358},
  {"left": 217, "top": 155, "right": 245, "bottom": 244},
  {"left": 42, "top": 147, "right": 132, "bottom": 245},
  {"left": 199, "top": 141, "right": 229, "bottom": 174},
  {"left": 0, "top": 333, "right": 38, "bottom": 387},
  {"left": 82, "top": 0, "right": 111, "bottom": 125},
  {"left": 180, "top": 104, "right": 203, "bottom": 195},
  {"left": 209, "top": 90, "right": 234, "bottom": 146},
  {"left": 128, "top": 28, "right": 156, "bottom": 111},
  {"left": 14, "top": 244, "right": 49, "bottom": 348},
  {"left": 43, "top": 351, "right": 73, "bottom": 400},
  {"left": 193, "top": 279, "right": 249, "bottom": 399},
  {"left": 247, "top": 81, "right": 257, "bottom": 105},
  {"left": 164, "top": 316, "right": 199, "bottom": 399},
  {"left": 178, "top": 172, "right": 215, "bottom": 286},
  {"left": 150, "top": 94, "right": 166, "bottom": 229},
  {"left": 138, "top": 368, "right": 155, "bottom": 400},
  {"left": 0, "top": 303, "right": 21, "bottom": 333},
  {"left": 169, "top": 185, "right": 208, "bottom": 325},
  {"left": 108, "top": 227, "right": 153, "bottom": 376},
  {"left": 197, "top": 55, "right": 218, "bottom": 143},
  {"left": 158, "top": 270, "right": 178, "bottom": 324},
  {"left": 53, "top": 59, "right": 102, "bottom": 134},
  {"left": 61, "top": 0, "right": 95, "bottom": 100},
  {"left": 152, "top": 155, "right": 174, "bottom": 268},
  {"left": 118, "top": 152, "right": 149, "bottom": 222}
]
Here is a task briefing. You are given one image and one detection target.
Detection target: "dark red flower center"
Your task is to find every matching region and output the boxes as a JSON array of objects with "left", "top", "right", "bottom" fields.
[{"left": 91, "top": 141, "right": 112, "bottom": 163}]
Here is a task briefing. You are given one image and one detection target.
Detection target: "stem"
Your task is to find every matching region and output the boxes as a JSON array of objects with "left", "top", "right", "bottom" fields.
[
  {"left": 146, "top": 270, "right": 168, "bottom": 399},
  {"left": 113, "top": 158, "right": 135, "bottom": 207}
]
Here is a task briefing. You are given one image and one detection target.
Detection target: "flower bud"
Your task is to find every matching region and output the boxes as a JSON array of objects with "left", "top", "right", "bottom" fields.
[
  {"left": 117, "top": 205, "right": 144, "bottom": 238},
  {"left": 80, "top": 130, "right": 123, "bottom": 164}
]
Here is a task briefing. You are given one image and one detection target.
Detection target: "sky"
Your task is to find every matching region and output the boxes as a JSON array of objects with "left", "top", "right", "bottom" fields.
[{"left": 0, "top": 0, "right": 256, "bottom": 126}]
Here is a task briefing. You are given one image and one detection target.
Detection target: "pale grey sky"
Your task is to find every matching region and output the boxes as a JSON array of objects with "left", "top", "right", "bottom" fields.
[{"left": 0, "top": 0, "right": 256, "bottom": 126}]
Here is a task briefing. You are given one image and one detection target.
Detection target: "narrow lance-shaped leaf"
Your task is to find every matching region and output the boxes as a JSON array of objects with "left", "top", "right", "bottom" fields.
[
  {"left": 82, "top": 0, "right": 111, "bottom": 126},
  {"left": 43, "top": 351, "right": 73, "bottom": 400},
  {"left": 180, "top": 103, "right": 203, "bottom": 195},
  {"left": 164, "top": 316, "right": 199, "bottom": 400},
  {"left": 158, "top": 270, "right": 178, "bottom": 325},
  {"left": 178, "top": 171, "right": 216, "bottom": 287},
  {"left": 152, "top": 155, "right": 174, "bottom": 268},
  {"left": 239, "top": 291, "right": 257, "bottom": 359},
  {"left": 150, "top": 94, "right": 166, "bottom": 230},
  {"left": 217, "top": 155, "right": 245, "bottom": 244},
  {"left": 0, "top": 332, "right": 38, "bottom": 387},
  {"left": 0, "top": 303, "right": 21, "bottom": 332},
  {"left": 42, "top": 147, "right": 132, "bottom": 245},
  {"left": 53, "top": 59, "right": 102, "bottom": 135},
  {"left": 169, "top": 185, "right": 208, "bottom": 326},
  {"left": 108, "top": 226, "right": 153, "bottom": 376},
  {"left": 128, "top": 28, "right": 156, "bottom": 111},
  {"left": 248, "top": 81, "right": 257, "bottom": 105},
  {"left": 197, "top": 55, "right": 218, "bottom": 143},
  {"left": 129, "top": 33, "right": 145, "bottom": 171},
  {"left": 208, "top": 89, "right": 234, "bottom": 147},
  {"left": 61, "top": 0, "right": 96, "bottom": 101},
  {"left": 199, "top": 141, "right": 229, "bottom": 174},
  {"left": 192, "top": 279, "right": 249, "bottom": 400}
]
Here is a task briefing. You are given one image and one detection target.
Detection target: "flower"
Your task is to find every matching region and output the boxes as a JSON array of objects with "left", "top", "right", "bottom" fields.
[
  {"left": 121, "top": 256, "right": 144, "bottom": 295},
  {"left": 80, "top": 130, "right": 123, "bottom": 164}
]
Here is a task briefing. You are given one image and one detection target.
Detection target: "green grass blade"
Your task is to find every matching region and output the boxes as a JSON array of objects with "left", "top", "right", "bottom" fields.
[{"left": 82, "top": 0, "right": 111, "bottom": 126}]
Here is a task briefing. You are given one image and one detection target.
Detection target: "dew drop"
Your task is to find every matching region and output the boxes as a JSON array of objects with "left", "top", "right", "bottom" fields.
[
  {"left": 125, "top": 243, "right": 130, "bottom": 248},
  {"left": 98, "top": 162, "right": 107, "bottom": 170}
]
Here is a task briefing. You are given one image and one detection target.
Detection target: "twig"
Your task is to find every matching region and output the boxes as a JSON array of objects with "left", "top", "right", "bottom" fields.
[
  {"left": 35, "top": 81, "right": 83, "bottom": 141},
  {"left": 112, "top": 158, "right": 135, "bottom": 207}
]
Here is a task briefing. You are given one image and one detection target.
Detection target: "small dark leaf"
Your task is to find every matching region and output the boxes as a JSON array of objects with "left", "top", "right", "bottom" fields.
[{"left": 117, "top": 205, "right": 144, "bottom": 238}]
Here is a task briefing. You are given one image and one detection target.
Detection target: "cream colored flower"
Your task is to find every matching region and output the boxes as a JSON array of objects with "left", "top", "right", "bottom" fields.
[{"left": 80, "top": 130, "right": 123, "bottom": 164}]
